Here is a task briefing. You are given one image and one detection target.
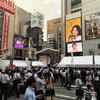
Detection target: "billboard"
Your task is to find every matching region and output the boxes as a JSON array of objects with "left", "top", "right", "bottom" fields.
[
  {"left": 0, "top": 0, "right": 15, "bottom": 14},
  {"left": 14, "top": 35, "right": 24, "bottom": 49},
  {"left": 3, "top": 13, "right": 10, "bottom": 50},
  {"left": 84, "top": 12, "right": 100, "bottom": 40},
  {"left": 66, "top": 18, "right": 81, "bottom": 42},
  {"left": 67, "top": 42, "right": 82, "bottom": 53},
  {"left": 0, "top": 9, "right": 4, "bottom": 50}
]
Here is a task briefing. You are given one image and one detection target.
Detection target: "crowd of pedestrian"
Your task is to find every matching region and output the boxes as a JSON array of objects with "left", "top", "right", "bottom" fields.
[
  {"left": 0, "top": 66, "right": 55, "bottom": 100},
  {"left": 0, "top": 66, "right": 100, "bottom": 100},
  {"left": 52, "top": 67, "right": 100, "bottom": 100}
]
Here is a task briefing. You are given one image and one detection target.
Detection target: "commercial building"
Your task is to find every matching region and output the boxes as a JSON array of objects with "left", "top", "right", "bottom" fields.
[
  {"left": 0, "top": 1, "right": 44, "bottom": 60},
  {"left": 61, "top": 0, "right": 100, "bottom": 56},
  {"left": 14, "top": 5, "right": 31, "bottom": 60},
  {"left": 0, "top": 0, "right": 15, "bottom": 59},
  {"left": 47, "top": 18, "right": 61, "bottom": 50}
]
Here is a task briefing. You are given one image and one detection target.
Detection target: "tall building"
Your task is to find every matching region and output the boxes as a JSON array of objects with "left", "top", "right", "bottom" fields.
[
  {"left": 47, "top": 18, "right": 61, "bottom": 49},
  {"left": 61, "top": 0, "right": 100, "bottom": 56},
  {"left": 14, "top": 6, "right": 31, "bottom": 60},
  {"left": 0, "top": 0, "right": 15, "bottom": 59}
]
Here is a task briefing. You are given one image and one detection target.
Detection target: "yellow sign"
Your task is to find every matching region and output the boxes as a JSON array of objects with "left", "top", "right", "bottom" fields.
[{"left": 66, "top": 18, "right": 81, "bottom": 42}]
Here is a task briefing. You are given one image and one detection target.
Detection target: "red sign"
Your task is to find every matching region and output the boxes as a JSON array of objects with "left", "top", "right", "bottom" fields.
[
  {"left": 3, "top": 13, "right": 10, "bottom": 50},
  {"left": 0, "top": 0, "right": 15, "bottom": 14}
]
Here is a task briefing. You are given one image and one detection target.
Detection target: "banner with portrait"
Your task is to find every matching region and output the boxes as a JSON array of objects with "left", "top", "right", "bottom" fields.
[
  {"left": 67, "top": 42, "right": 82, "bottom": 53},
  {"left": 66, "top": 18, "right": 82, "bottom": 42},
  {"left": 85, "top": 12, "right": 100, "bottom": 40}
]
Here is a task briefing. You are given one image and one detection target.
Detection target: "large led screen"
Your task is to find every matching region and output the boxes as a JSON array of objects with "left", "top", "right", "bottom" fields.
[
  {"left": 66, "top": 18, "right": 82, "bottom": 42},
  {"left": 14, "top": 35, "right": 24, "bottom": 49},
  {"left": 85, "top": 12, "right": 100, "bottom": 40},
  {"left": 67, "top": 42, "right": 82, "bottom": 53}
]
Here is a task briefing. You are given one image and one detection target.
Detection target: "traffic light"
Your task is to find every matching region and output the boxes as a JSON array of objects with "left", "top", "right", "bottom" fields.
[{"left": 89, "top": 49, "right": 95, "bottom": 55}]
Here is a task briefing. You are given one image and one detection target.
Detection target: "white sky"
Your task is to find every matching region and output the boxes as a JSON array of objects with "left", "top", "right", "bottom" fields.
[{"left": 14, "top": 0, "right": 61, "bottom": 41}]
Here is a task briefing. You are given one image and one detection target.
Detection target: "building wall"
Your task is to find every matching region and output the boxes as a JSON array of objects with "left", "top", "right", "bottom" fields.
[
  {"left": 47, "top": 18, "right": 61, "bottom": 41},
  {"left": 14, "top": 6, "right": 31, "bottom": 35},
  {"left": 82, "top": 0, "right": 100, "bottom": 55},
  {"left": 47, "top": 18, "right": 61, "bottom": 49}
]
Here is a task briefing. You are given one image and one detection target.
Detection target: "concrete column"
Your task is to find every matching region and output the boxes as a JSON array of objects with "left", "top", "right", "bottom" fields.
[{"left": 61, "top": 0, "right": 66, "bottom": 56}]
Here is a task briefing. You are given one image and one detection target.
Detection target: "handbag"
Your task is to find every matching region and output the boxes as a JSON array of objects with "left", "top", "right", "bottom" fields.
[
  {"left": 15, "top": 78, "right": 21, "bottom": 84},
  {"left": 76, "top": 88, "right": 84, "bottom": 97}
]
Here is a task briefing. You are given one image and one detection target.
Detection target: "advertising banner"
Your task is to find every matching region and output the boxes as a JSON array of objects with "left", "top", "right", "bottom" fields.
[
  {"left": 67, "top": 42, "right": 82, "bottom": 53},
  {"left": 14, "top": 35, "right": 24, "bottom": 49},
  {"left": 3, "top": 13, "right": 10, "bottom": 50},
  {"left": 66, "top": 18, "right": 81, "bottom": 42},
  {"left": 84, "top": 12, "right": 100, "bottom": 40},
  {"left": 0, "top": 0, "right": 15, "bottom": 14},
  {"left": 0, "top": 9, "right": 4, "bottom": 50}
]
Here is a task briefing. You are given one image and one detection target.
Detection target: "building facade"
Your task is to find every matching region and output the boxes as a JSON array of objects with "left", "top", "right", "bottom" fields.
[
  {"left": 47, "top": 18, "right": 61, "bottom": 49},
  {"left": 0, "top": 0, "right": 15, "bottom": 59},
  {"left": 61, "top": 0, "right": 100, "bottom": 56},
  {"left": 14, "top": 5, "right": 31, "bottom": 60}
]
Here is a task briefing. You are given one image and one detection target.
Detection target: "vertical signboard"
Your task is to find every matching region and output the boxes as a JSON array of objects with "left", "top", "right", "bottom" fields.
[
  {"left": 0, "top": 9, "right": 4, "bottom": 50},
  {"left": 66, "top": 18, "right": 82, "bottom": 42},
  {"left": 3, "top": 13, "right": 10, "bottom": 50}
]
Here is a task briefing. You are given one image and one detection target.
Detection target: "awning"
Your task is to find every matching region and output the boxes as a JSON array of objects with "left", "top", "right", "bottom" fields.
[
  {"left": 13, "top": 61, "right": 28, "bottom": 67},
  {"left": 32, "top": 61, "right": 46, "bottom": 67},
  {"left": 36, "top": 48, "right": 59, "bottom": 55},
  {"left": 57, "top": 55, "right": 100, "bottom": 68}
]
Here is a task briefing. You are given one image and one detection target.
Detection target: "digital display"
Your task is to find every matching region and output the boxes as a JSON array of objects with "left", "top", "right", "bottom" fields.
[
  {"left": 67, "top": 42, "right": 82, "bottom": 53},
  {"left": 14, "top": 35, "right": 24, "bottom": 49}
]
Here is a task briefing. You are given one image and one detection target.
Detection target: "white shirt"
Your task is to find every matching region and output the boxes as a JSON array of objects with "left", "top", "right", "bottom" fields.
[
  {"left": 24, "top": 86, "right": 36, "bottom": 100},
  {"left": 13, "top": 72, "right": 21, "bottom": 80},
  {"left": 0, "top": 73, "right": 9, "bottom": 84},
  {"left": 36, "top": 77, "right": 45, "bottom": 90}
]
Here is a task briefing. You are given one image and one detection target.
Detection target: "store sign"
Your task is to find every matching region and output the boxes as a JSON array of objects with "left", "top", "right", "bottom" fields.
[
  {"left": 0, "top": 9, "right": 4, "bottom": 49},
  {"left": 3, "top": 13, "right": 10, "bottom": 50},
  {"left": 0, "top": 0, "right": 15, "bottom": 14}
]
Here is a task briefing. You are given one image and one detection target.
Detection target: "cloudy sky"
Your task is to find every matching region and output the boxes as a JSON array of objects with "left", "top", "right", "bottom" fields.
[{"left": 14, "top": 0, "right": 61, "bottom": 40}]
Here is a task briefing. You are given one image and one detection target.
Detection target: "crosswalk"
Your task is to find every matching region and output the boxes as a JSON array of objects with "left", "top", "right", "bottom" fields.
[{"left": 55, "top": 94, "right": 97, "bottom": 100}]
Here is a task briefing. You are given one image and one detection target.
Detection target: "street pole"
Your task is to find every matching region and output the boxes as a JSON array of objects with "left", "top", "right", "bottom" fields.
[{"left": 61, "top": 0, "right": 66, "bottom": 56}]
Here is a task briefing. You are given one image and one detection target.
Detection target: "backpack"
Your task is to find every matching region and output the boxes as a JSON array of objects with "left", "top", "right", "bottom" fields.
[{"left": 76, "top": 88, "right": 84, "bottom": 97}]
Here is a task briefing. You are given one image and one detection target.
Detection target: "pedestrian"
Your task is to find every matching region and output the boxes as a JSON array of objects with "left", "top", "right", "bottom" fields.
[
  {"left": 24, "top": 76, "right": 43, "bottom": 100},
  {"left": 85, "top": 84, "right": 92, "bottom": 100},
  {"left": 0, "top": 70, "right": 10, "bottom": 100},
  {"left": 86, "top": 73, "right": 92, "bottom": 86},
  {"left": 35, "top": 72, "right": 46, "bottom": 100},
  {"left": 75, "top": 74, "right": 84, "bottom": 100},
  {"left": 45, "top": 72, "right": 55, "bottom": 100},
  {"left": 8, "top": 69, "right": 21, "bottom": 98},
  {"left": 95, "top": 80, "right": 100, "bottom": 100}
]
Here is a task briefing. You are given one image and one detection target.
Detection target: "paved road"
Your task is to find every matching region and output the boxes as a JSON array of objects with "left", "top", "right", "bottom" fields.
[{"left": 7, "top": 81, "right": 96, "bottom": 100}]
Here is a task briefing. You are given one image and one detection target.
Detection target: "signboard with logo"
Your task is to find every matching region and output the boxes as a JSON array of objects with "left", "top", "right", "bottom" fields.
[
  {"left": 0, "top": 0, "right": 15, "bottom": 14},
  {"left": 3, "top": 12, "right": 10, "bottom": 50},
  {"left": 0, "top": 9, "right": 4, "bottom": 49}
]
